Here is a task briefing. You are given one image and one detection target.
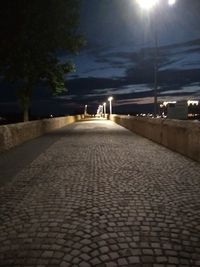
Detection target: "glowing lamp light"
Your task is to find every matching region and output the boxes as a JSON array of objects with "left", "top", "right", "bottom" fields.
[
  {"left": 137, "top": 0, "right": 176, "bottom": 9},
  {"left": 136, "top": 0, "right": 159, "bottom": 9},
  {"left": 188, "top": 100, "right": 199, "bottom": 106},
  {"left": 168, "top": 0, "right": 176, "bottom": 5},
  {"left": 163, "top": 101, "right": 177, "bottom": 107}
]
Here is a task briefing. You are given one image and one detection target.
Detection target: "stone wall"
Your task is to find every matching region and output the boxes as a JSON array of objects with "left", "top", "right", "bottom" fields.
[
  {"left": 0, "top": 115, "right": 83, "bottom": 153},
  {"left": 109, "top": 115, "right": 200, "bottom": 163}
]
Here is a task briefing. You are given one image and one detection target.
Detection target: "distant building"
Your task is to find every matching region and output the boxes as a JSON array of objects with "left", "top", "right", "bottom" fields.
[{"left": 160, "top": 100, "right": 200, "bottom": 120}]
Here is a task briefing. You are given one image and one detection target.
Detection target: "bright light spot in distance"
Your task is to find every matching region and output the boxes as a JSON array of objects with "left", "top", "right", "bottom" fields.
[
  {"left": 108, "top": 97, "right": 113, "bottom": 101},
  {"left": 188, "top": 100, "right": 199, "bottom": 106},
  {"left": 136, "top": 0, "right": 159, "bottom": 9},
  {"left": 163, "top": 101, "right": 177, "bottom": 106},
  {"left": 168, "top": 0, "right": 176, "bottom": 5}
]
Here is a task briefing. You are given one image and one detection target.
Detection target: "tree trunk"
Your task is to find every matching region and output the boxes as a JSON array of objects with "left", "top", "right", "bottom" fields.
[
  {"left": 17, "top": 87, "right": 31, "bottom": 122},
  {"left": 23, "top": 108, "right": 29, "bottom": 122},
  {"left": 17, "top": 85, "right": 32, "bottom": 122}
]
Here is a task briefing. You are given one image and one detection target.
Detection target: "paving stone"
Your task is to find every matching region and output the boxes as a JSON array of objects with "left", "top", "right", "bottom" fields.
[
  {"left": 90, "top": 257, "right": 101, "bottom": 265},
  {"left": 99, "top": 254, "right": 110, "bottom": 262},
  {"left": 79, "top": 261, "right": 91, "bottom": 267},
  {"left": 142, "top": 255, "right": 155, "bottom": 263},
  {"left": 1, "top": 119, "right": 200, "bottom": 267},
  {"left": 106, "top": 262, "right": 118, "bottom": 267},
  {"left": 143, "top": 249, "right": 154, "bottom": 255},
  {"left": 168, "top": 257, "right": 179, "bottom": 264},
  {"left": 156, "top": 256, "right": 168, "bottom": 263},
  {"left": 72, "top": 257, "right": 81, "bottom": 264},
  {"left": 100, "top": 246, "right": 109, "bottom": 254},
  {"left": 42, "top": 250, "right": 54, "bottom": 258},
  {"left": 71, "top": 249, "right": 80, "bottom": 256},
  {"left": 154, "top": 249, "right": 162, "bottom": 256},
  {"left": 63, "top": 254, "right": 73, "bottom": 262},
  {"left": 117, "top": 258, "right": 128, "bottom": 266},
  {"left": 80, "top": 253, "right": 91, "bottom": 261},
  {"left": 110, "top": 244, "right": 119, "bottom": 251},
  {"left": 132, "top": 249, "right": 142, "bottom": 256},
  {"left": 119, "top": 243, "right": 129, "bottom": 249},
  {"left": 60, "top": 261, "right": 71, "bottom": 267},
  {"left": 53, "top": 251, "right": 64, "bottom": 259},
  {"left": 128, "top": 256, "right": 140, "bottom": 264},
  {"left": 108, "top": 252, "right": 120, "bottom": 260},
  {"left": 82, "top": 246, "right": 92, "bottom": 253}
]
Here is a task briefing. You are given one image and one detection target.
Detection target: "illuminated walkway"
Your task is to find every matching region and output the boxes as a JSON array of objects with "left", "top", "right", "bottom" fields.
[{"left": 0, "top": 119, "right": 200, "bottom": 267}]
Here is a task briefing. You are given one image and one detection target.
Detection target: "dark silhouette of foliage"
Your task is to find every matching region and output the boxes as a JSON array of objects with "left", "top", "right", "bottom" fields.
[{"left": 0, "top": 0, "right": 84, "bottom": 121}]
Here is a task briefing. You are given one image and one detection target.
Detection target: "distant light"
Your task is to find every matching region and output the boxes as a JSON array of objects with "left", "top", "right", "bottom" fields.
[
  {"left": 163, "top": 101, "right": 177, "bottom": 107},
  {"left": 188, "top": 100, "right": 199, "bottom": 106},
  {"left": 168, "top": 0, "right": 176, "bottom": 5},
  {"left": 108, "top": 97, "right": 113, "bottom": 101},
  {"left": 137, "top": 0, "right": 158, "bottom": 10}
]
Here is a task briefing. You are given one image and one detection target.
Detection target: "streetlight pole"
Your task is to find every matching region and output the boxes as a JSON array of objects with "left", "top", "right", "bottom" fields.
[
  {"left": 108, "top": 97, "right": 113, "bottom": 115},
  {"left": 153, "top": 12, "right": 158, "bottom": 117},
  {"left": 103, "top": 102, "right": 106, "bottom": 117},
  {"left": 84, "top": 105, "right": 87, "bottom": 116},
  {"left": 136, "top": 0, "right": 176, "bottom": 117}
]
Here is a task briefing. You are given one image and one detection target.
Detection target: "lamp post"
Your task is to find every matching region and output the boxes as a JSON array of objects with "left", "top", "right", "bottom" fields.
[
  {"left": 84, "top": 105, "right": 87, "bottom": 116},
  {"left": 103, "top": 102, "right": 106, "bottom": 117},
  {"left": 153, "top": 12, "right": 158, "bottom": 117},
  {"left": 108, "top": 97, "right": 113, "bottom": 115},
  {"left": 136, "top": 0, "right": 176, "bottom": 117}
]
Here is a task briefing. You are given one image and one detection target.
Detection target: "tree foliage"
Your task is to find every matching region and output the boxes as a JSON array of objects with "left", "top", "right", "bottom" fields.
[{"left": 0, "top": 0, "right": 84, "bottom": 120}]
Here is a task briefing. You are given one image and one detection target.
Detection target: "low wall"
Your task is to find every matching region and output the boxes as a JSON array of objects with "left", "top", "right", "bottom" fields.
[
  {"left": 0, "top": 115, "right": 83, "bottom": 153},
  {"left": 109, "top": 115, "right": 200, "bottom": 163}
]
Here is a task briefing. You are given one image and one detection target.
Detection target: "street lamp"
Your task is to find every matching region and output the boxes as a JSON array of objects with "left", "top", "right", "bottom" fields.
[
  {"left": 103, "top": 102, "right": 106, "bottom": 117},
  {"left": 84, "top": 104, "right": 87, "bottom": 116},
  {"left": 108, "top": 97, "right": 113, "bottom": 115},
  {"left": 136, "top": 0, "right": 176, "bottom": 117}
]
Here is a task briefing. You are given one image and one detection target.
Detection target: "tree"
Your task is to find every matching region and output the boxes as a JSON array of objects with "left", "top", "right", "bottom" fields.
[{"left": 0, "top": 0, "right": 84, "bottom": 121}]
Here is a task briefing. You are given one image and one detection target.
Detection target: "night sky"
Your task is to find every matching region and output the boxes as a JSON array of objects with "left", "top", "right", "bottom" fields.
[{"left": 1, "top": 0, "right": 200, "bottom": 117}]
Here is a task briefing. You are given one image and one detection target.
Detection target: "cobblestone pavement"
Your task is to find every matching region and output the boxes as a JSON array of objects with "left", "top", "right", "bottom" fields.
[{"left": 0, "top": 119, "right": 200, "bottom": 267}]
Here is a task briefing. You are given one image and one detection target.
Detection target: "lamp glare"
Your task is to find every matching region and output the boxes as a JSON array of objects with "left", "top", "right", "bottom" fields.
[
  {"left": 168, "top": 0, "right": 176, "bottom": 5},
  {"left": 137, "top": 0, "right": 159, "bottom": 9}
]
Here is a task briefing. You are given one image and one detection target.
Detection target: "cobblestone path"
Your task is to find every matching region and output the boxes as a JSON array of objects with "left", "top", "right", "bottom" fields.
[{"left": 0, "top": 119, "right": 200, "bottom": 267}]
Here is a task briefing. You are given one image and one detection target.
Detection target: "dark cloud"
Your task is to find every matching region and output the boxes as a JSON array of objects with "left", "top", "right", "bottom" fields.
[{"left": 64, "top": 38, "right": 200, "bottom": 114}]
